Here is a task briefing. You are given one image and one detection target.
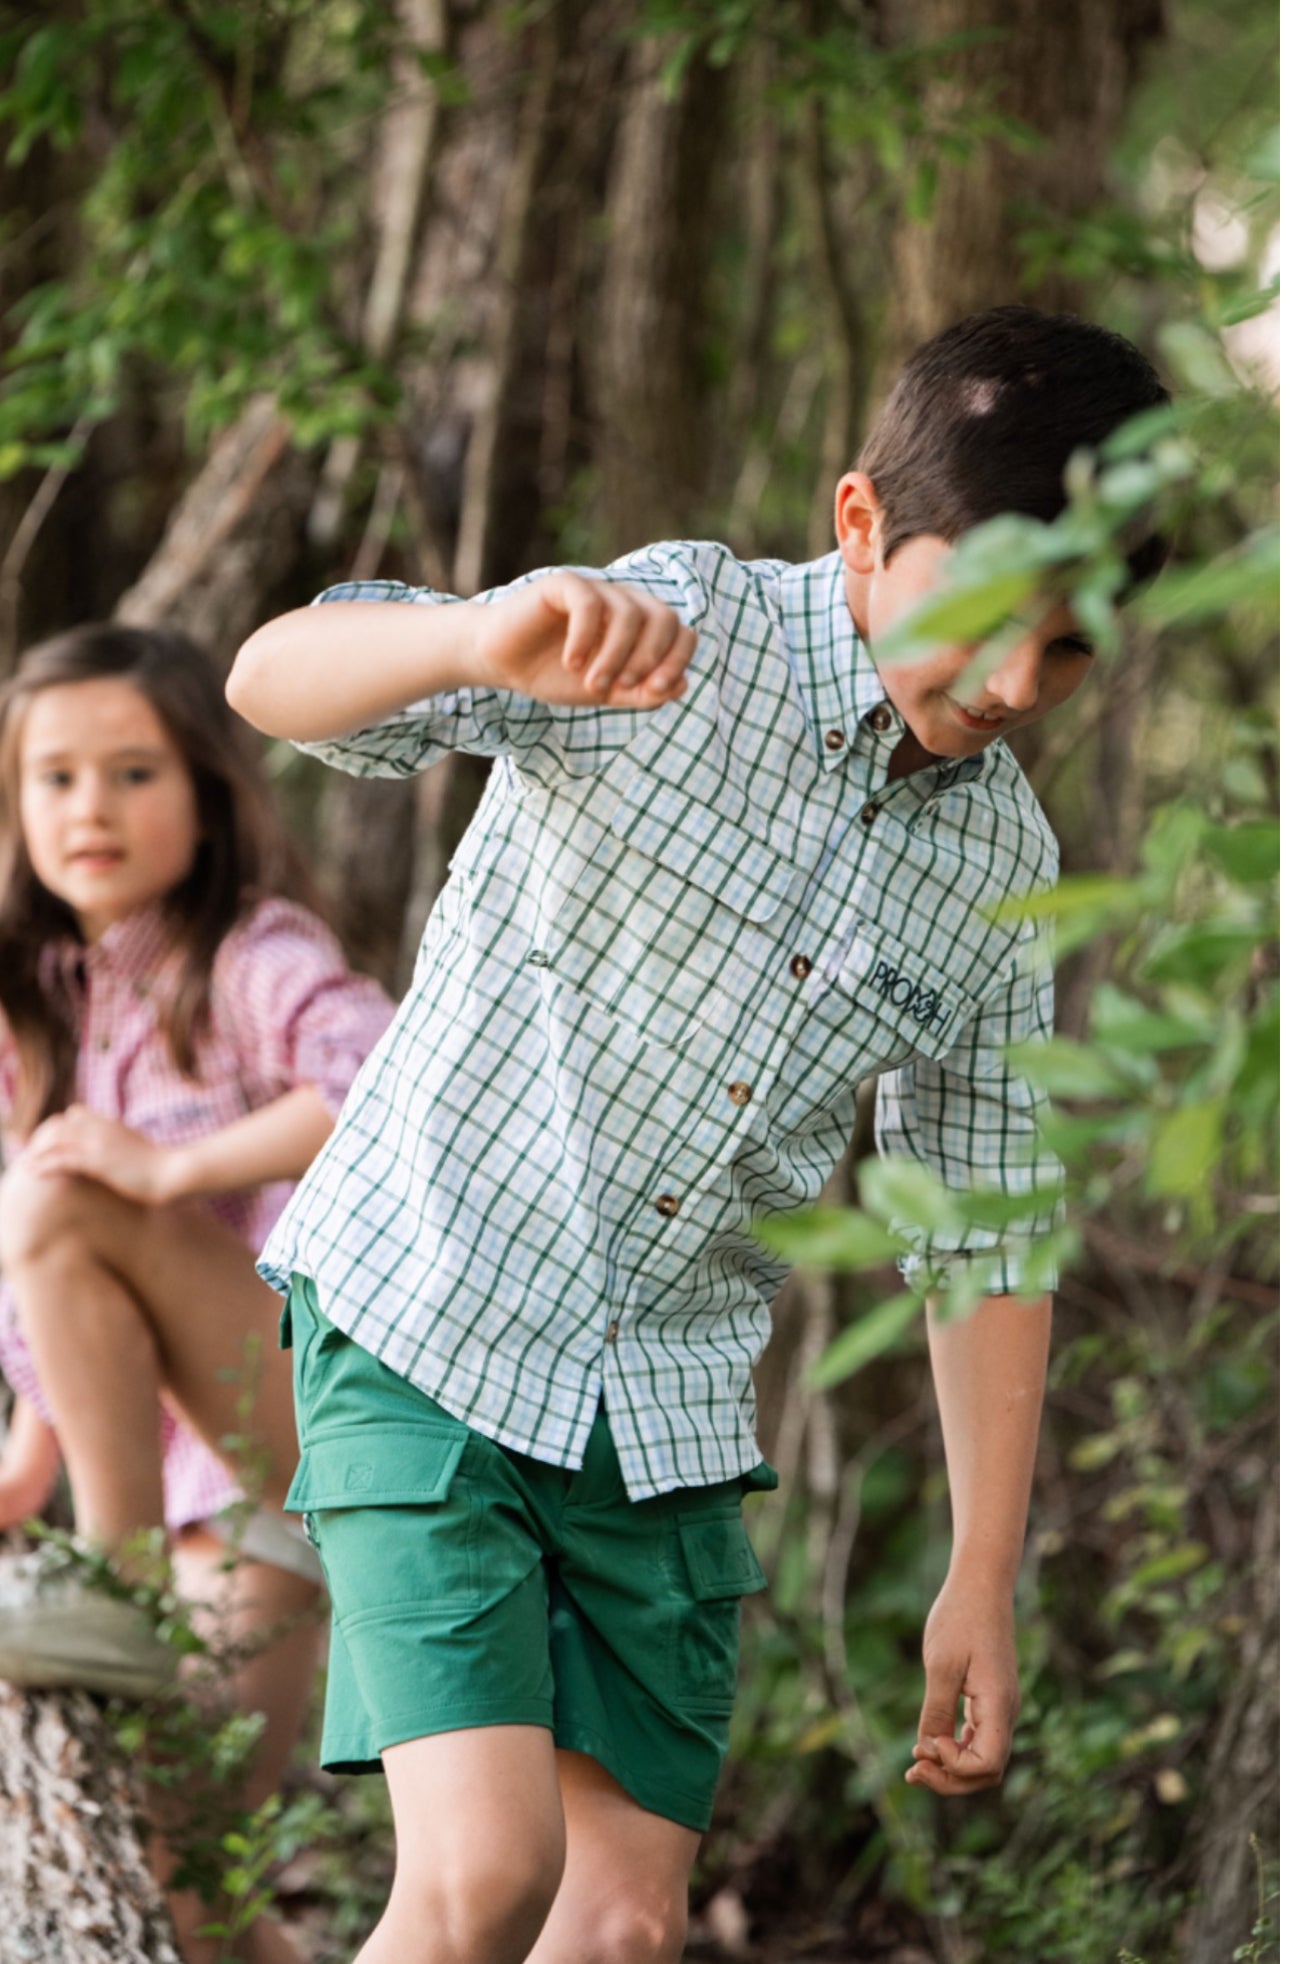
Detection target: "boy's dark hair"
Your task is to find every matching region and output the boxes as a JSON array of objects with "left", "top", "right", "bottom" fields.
[{"left": 858, "top": 305, "right": 1170, "bottom": 585}]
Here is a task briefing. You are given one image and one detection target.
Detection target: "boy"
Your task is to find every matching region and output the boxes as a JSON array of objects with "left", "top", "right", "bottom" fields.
[{"left": 228, "top": 306, "right": 1168, "bottom": 1964}]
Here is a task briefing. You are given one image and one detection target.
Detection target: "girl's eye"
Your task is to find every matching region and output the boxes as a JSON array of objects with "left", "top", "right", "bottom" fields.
[
  {"left": 1051, "top": 635, "right": 1095, "bottom": 659},
  {"left": 39, "top": 770, "right": 73, "bottom": 789},
  {"left": 120, "top": 766, "right": 157, "bottom": 785}
]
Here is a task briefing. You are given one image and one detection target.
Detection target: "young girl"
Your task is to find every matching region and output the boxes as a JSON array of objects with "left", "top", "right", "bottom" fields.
[{"left": 0, "top": 622, "right": 393, "bottom": 1964}]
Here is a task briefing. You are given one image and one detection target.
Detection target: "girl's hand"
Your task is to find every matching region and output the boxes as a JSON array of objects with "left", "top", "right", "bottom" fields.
[
  {"left": 24, "top": 1107, "right": 181, "bottom": 1206},
  {"left": 474, "top": 574, "right": 697, "bottom": 709}
]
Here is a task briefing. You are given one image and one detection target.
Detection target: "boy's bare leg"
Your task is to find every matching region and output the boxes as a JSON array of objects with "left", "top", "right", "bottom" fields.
[
  {"left": 357, "top": 1727, "right": 566, "bottom": 1964},
  {"left": 0, "top": 1166, "right": 302, "bottom": 1529},
  {"left": 524, "top": 1751, "right": 697, "bottom": 1964}
]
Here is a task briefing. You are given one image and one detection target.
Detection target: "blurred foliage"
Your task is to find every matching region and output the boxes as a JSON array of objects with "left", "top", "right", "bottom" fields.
[{"left": 0, "top": 0, "right": 1278, "bottom": 1958}]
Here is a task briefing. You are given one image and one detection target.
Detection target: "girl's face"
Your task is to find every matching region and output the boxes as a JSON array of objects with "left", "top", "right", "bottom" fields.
[{"left": 19, "top": 678, "right": 201, "bottom": 942}]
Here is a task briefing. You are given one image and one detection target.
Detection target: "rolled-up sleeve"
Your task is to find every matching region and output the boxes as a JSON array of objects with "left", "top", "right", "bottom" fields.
[
  {"left": 874, "top": 938, "right": 1065, "bottom": 1298},
  {"left": 214, "top": 900, "right": 394, "bottom": 1116},
  {"left": 291, "top": 552, "right": 712, "bottom": 785}
]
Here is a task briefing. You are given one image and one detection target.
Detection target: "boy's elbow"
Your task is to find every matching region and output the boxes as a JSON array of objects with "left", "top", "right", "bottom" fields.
[{"left": 225, "top": 633, "right": 276, "bottom": 731}]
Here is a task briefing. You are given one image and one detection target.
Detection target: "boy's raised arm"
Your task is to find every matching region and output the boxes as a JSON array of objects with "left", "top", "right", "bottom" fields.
[
  {"left": 227, "top": 572, "right": 696, "bottom": 742},
  {"left": 905, "top": 1289, "right": 1052, "bottom": 1796}
]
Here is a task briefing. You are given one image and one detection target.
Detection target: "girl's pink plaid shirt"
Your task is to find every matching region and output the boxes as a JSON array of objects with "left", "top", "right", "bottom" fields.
[{"left": 0, "top": 896, "right": 393, "bottom": 1530}]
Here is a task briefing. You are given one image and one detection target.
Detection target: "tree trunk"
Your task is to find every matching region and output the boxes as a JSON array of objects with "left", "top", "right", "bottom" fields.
[
  {"left": 1181, "top": 1476, "right": 1279, "bottom": 1964},
  {"left": 0, "top": 1678, "right": 180, "bottom": 1963},
  {"left": 883, "top": 0, "right": 1165, "bottom": 361},
  {"left": 111, "top": 396, "right": 309, "bottom": 665},
  {"left": 594, "top": 35, "right": 730, "bottom": 553}
]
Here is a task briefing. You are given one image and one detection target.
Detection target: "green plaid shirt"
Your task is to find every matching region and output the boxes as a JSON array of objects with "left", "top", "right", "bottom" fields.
[{"left": 259, "top": 545, "right": 1062, "bottom": 1498}]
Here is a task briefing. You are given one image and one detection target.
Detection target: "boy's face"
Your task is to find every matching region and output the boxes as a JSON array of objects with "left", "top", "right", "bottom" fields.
[{"left": 836, "top": 475, "right": 1095, "bottom": 761}]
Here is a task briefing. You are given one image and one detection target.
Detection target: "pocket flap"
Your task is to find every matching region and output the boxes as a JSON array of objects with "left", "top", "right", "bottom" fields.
[
  {"left": 678, "top": 1513, "right": 768, "bottom": 1602},
  {"left": 284, "top": 1424, "right": 467, "bottom": 1512},
  {"left": 610, "top": 770, "right": 795, "bottom": 921},
  {"left": 836, "top": 925, "right": 971, "bottom": 1059}
]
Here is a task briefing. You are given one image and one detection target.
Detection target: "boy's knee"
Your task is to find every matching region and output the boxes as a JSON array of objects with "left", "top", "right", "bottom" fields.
[
  {"left": 0, "top": 1164, "right": 85, "bottom": 1270},
  {"left": 391, "top": 1835, "right": 565, "bottom": 1963},
  {"left": 586, "top": 1890, "right": 688, "bottom": 1964}
]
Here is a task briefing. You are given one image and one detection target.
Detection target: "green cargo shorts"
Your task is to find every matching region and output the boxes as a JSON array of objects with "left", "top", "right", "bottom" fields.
[{"left": 280, "top": 1275, "right": 776, "bottom": 1831}]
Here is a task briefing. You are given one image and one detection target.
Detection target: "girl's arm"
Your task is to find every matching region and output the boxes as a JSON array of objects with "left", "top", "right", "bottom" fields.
[
  {"left": 21, "top": 1086, "right": 335, "bottom": 1204},
  {"left": 226, "top": 572, "right": 695, "bottom": 742},
  {"left": 905, "top": 1290, "right": 1052, "bottom": 1796},
  {"left": 0, "top": 1395, "right": 63, "bottom": 1527}
]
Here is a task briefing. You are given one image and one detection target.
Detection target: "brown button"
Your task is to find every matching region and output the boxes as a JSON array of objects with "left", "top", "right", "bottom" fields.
[
  {"left": 96, "top": 1034, "right": 111, "bottom": 1052},
  {"left": 605, "top": 1321, "right": 620, "bottom": 1344},
  {"left": 727, "top": 1081, "right": 753, "bottom": 1106},
  {"left": 860, "top": 800, "right": 880, "bottom": 825},
  {"left": 790, "top": 954, "right": 812, "bottom": 980},
  {"left": 654, "top": 1194, "right": 680, "bottom": 1218},
  {"left": 871, "top": 705, "right": 893, "bottom": 733},
  {"left": 824, "top": 728, "right": 847, "bottom": 752}
]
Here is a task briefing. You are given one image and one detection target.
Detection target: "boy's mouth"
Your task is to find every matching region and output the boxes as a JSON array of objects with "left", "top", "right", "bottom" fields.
[{"left": 946, "top": 698, "right": 1010, "bottom": 733}]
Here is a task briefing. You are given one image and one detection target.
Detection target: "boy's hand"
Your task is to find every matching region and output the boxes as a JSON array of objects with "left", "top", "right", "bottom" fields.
[
  {"left": 473, "top": 573, "right": 697, "bottom": 709},
  {"left": 905, "top": 1573, "right": 1021, "bottom": 1795}
]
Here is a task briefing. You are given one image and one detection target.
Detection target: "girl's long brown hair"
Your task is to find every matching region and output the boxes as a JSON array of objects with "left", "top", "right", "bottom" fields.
[{"left": 0, "top": 623, "right": 313, "bottom": 1135}]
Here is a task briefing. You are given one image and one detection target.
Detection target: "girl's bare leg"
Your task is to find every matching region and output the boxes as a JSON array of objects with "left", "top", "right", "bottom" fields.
[
  {"left": 0, "top": 1166, "right": 302, "bottom": 1542},
  {"left": 154, "top": 1530, "right": 324, "bottom": 1964}
]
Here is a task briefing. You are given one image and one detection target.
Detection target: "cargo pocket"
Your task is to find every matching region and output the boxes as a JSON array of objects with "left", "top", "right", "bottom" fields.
[
  {"left": 670, "top": 1510, "right": 767, "bottom": 1714},
  {"left": 284, "top": 1422, "right": 480, "bottom": 1625}
]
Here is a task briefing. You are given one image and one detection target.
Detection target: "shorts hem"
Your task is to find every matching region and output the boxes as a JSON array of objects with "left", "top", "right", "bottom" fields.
[
  {"left": 553, "top": 1722, "right": 716, "bottom": 1833},
  {"left": 320, "top": 1698, "right": 554, "bottom": 1776}
]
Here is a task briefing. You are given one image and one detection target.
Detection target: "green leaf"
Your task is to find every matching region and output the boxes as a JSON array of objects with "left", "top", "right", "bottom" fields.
[
  {"left": 806, "top": 1293, "right": 922, "bottom": 1389},
  {"left": 860, "top": 1157, "right": 964, "bottom": 1233},
  {"left": 871, "top": 569, "right": 1040, "bottom": 663},
  {"left": 1141, "top": 927, "right": 1266, "bottom": 989},
  {"left": 1089, "top": 985, "right": 1212, "bottom": 1055},
  {"left": 1006, "top": 1037, "right": 1133, "bottom": 1099},
  {"left": 1146, "top": 1102, "right": 1224, "bottom": 1199},
  {"left": 753, "top": 1207, "right": 903, "bottom": 1270},
  {"left": 1203, "top": 821, "right": 1278, "bottom": 885},
  {"left": 1134, "top": 530, "right": 1278, "bottom": 627},
  {"left": 992, "top": 874, "right": 1141, "bottom": 924}
]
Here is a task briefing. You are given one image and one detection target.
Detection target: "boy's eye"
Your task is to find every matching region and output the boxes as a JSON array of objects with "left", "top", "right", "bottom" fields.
[{"left": 1049, "top": 634, "right": 1095, "bottom": 659}]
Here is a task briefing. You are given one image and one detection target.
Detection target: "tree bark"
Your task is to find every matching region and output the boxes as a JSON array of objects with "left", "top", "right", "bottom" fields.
[
  {"left": 0, "top": 1677, "right": 180, "bottom": 1963},
  {"left": 111, "top": 396, "right": 308, "bottom": 665},
  {"left": 883, "top": 0, "right": 1165, "bottom": 362},
  {"left": 594, "top": 35, "right": 730, "bottom": 553},
  {"left": 1181, "top": 1476, "right": 1279, "bottom": 1964}
]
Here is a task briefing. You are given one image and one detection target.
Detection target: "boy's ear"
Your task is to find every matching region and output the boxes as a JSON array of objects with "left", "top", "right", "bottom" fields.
[{"left": 835, "top": 472, "right": 884, "bottom": 575}]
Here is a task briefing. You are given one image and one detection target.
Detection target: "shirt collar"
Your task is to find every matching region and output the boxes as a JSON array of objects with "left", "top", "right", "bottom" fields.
[
  {"left": 52, "top": 904, "right": 175, "bottom": 989},
  {"left": 779, "top": 552, "right": 896, "bottom": 770},
  {"left": 779, "top": 550, "right": 984, "bottom": 791}
]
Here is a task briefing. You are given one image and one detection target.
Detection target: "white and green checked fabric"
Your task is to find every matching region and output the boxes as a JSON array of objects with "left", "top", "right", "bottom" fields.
[{"left": 258, "top": 544, "right": 1063, "bottom": 1499}]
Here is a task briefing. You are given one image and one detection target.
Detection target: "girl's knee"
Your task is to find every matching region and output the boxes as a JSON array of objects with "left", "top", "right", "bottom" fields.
[{"left": 0, "top": 1163, "right": 85, "bottom": 1269}]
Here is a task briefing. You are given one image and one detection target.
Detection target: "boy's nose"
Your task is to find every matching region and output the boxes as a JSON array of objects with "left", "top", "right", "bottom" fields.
[{"left": 985, "top": 636, "right": 1043, "bottom": 713}]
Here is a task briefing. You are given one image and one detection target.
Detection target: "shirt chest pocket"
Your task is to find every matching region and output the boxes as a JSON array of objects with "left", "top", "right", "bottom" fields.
[
  {"left": 832, "top": 924, "right": 977, "bottom": 1075},
  {"left": 536, "top": 768, "right": 797, "bottom": 1050}
]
